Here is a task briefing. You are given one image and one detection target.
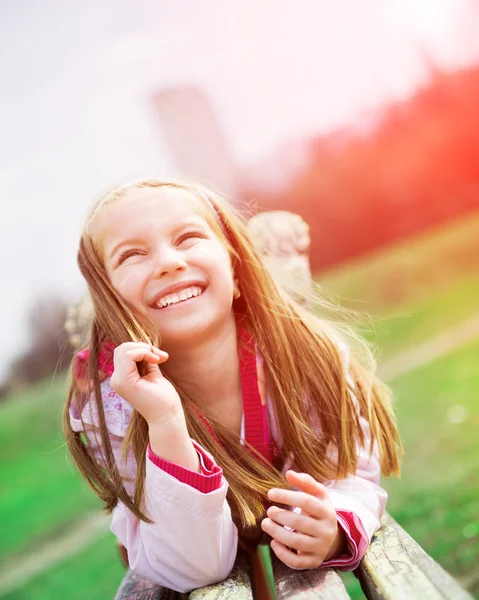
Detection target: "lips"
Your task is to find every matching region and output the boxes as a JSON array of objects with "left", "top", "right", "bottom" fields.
[
  {"left": 148, "top": 281, "right": 207, "bottom": 309},
  {"left": 155, "top": 285, "right": 204, "bottom": 309}
]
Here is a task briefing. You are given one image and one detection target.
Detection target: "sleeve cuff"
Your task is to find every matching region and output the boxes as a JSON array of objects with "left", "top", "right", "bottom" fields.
[
  {"left": 147, "top": 440, "right": 223, "bottom": 494},
  {"left": 322, "top": 510, "right": 369, "bottom": 571}
]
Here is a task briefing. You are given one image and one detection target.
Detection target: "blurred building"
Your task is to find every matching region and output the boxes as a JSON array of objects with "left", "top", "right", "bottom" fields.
[
  {"left": 152, "top": 83, "right": 312, "bottom": 198},
  {"left": 151, "top": 85, "right": 240, "bottom": 195}
]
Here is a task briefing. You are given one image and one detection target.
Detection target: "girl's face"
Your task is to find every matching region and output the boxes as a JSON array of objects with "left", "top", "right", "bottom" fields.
[{"left": 96, "top": 187, "right": 236, "bottom": 349}]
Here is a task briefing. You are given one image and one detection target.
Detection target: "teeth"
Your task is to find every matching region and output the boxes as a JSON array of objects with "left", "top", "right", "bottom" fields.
[{"left": 155, "top": 286, "right": 203, "bottom": 308}]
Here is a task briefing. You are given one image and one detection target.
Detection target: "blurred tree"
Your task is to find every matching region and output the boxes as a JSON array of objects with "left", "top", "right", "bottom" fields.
[
  {"left": 5, "top": 295, "right": 72, "bottom": 394},
  {"left": 255, "top": 63, "right": 479, "bottom": 272}
]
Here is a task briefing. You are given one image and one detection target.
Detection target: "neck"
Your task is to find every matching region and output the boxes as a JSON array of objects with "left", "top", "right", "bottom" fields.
[{"left": 162, "top": 315, "right": 242, "bottom": 414}]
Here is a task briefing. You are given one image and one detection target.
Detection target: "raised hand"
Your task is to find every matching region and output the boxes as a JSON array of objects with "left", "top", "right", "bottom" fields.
[
  {"left": 109, "top": 342, "right": 182, "bottom": 428},
  {"left": 110, "top": 342, "right": 199, "bottom": 470},
  {"left": 261, "top": 470, "right": 347, "bottom": 569}
]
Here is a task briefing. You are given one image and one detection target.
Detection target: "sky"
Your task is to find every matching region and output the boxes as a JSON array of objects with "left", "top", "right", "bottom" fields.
[{"left": 1, "top": 0, "right": 479, "bottom": 382}]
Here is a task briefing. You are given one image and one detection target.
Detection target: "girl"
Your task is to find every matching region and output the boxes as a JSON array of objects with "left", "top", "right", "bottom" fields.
[{"left": 64, "top": 179, "right": 402, "bottom": 594}]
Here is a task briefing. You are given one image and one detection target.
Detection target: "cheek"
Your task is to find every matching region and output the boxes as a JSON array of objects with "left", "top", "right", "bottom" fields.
[
  {"left": 192, "top": 244, "right": 233, "bottom": 277},
  {"left": 210, "top": 254, "right": 235, "bottom": 288},
  {"left": 110, "top": 269, "right": 146, "bottom": 301},
  {"left": 212, "top": 243, "right": 233, "bottom": 273}
]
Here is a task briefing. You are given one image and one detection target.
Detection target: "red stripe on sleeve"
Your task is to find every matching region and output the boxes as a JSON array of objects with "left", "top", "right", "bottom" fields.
[
  {"left": 322, "top": 510, "right": 368, "bottom": 570},
  {"left": 147, "top": 441, "right": 223, "bottom": 494}
]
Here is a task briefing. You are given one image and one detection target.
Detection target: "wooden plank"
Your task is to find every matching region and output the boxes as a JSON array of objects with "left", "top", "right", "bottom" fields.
[
  {"left": 355, "top": 514, "right": 473, "bottom": 600},
  {"left": 189, "top": 552, "right": 351, "bottom": 600},
  {"left": 189, "top": 555, "right": 253, "bottom": 600},
  {"left": 273, "top": 559, "right": 350, "bottom": 599},
  {"left": 113, "top": 554, "right": 349, "bottom": 600},
  {"left": 114, "top": 569, "right": 185, "bottom": 600}
]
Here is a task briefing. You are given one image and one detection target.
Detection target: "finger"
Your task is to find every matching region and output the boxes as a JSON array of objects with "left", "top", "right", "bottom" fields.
[
  {"left": 149, "top": 346, "right": 169, "bottom": 359},
  {"left": 285, "top": 471, "right": 327, "bottom": 499},
  {"left": 115, "top": 342, "right": 168, "bottom": 358},
  {"left": 266, "top": 505, "right": 321, "bottom": 537},
  {"left": 141, "top": 346, "right": 168, "bottom": 366},
  {"left": 126, "top": 348, "right": 163, "bottom": 364},
  {"left": 150, "top": 350, "right": 169, "bottom": 366},
  {"left": 267, "top": 488, "right": 326, "bottom": 519},
  {"left": 114, "top": 348, "right": 161, "bottom": 375},
  {"left": 270, "top": 540, "right": 319, "bottom": 570},
  {"left": 116, "top": 342, "right": 154, "bottom": 351},
  {"left": 261, "top": 518, "right": 316, "bottom": 553}
]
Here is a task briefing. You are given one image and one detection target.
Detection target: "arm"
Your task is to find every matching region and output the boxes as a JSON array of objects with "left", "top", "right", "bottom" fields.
[
  {"left": 320, "top": 333, "right": 388, "bottom": 569},
  {"left": 322, "top": 414, "right": 386, "bottom": 570},
  {"left": 111, "top": 445, "right": 238, "bottom": 592},
  {"left": 261, "top": 335, "right": 388, "bottom": 571},
  {"left": 260, "top": 421, "right": 385, "bottom": 572},
  {"left": 71, "top": 347, "right": 238, "bottom": 592}
]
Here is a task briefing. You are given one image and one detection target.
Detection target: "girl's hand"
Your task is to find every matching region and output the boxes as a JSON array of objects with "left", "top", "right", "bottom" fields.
[
  {"left": 261, "top": 470, "right": 347, "bottom": 570},
  {"left": 109, "top": 342, "right": 183, "bottom": 427}
]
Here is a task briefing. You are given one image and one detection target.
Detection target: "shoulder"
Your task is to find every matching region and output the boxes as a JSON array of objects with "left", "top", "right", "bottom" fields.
[{"left": 69, "top": 377, "right": 133, "bottom": 438}]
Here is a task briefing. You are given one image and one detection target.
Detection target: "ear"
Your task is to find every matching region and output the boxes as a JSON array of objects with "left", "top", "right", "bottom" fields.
[{"left": 233, "top": 277, "right": 241, "bottom": 299}]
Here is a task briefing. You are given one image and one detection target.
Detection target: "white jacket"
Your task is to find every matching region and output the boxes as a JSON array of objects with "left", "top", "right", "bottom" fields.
[{"left": 70, "top": 361, "right": 387, "bottom": 592}]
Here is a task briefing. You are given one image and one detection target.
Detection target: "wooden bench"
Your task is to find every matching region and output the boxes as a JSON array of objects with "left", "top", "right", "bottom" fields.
[{"left": 114, "top": 514, "right": 472, "bottom": 599}]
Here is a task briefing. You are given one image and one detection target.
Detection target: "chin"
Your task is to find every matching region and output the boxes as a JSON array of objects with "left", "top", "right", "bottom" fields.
[{"left": 155, "top": 308, "right": 235, "bottom": 348}]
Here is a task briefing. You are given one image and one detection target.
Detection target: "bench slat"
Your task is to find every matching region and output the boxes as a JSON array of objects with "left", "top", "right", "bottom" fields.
[
  {"left": 189, "top": 555, "right": 253, "bottom": 599},
  {"left": 274, "top": 561, "right": 350, "bottom": 599},
  {"left": 115, "top": 515, "right": 473, "bottom": 600},
  {"left": 355, "top": 514, "right": 473, "bottom": 600},
  {"left": 114, "top": 570, "right": 183, "bottom": 600},
  {"left": 190, "top": 553, "right": 351, "bottom": 600}
]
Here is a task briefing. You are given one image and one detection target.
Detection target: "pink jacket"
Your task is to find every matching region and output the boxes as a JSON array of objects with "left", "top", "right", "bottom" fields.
[{"left": 70, "top": 355, "right": 387, "bottom": 593}]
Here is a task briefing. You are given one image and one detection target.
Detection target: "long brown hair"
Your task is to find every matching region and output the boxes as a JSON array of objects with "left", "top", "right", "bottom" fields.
[{"left": 63, "top": 179, "right": 402, "bottom": 530}]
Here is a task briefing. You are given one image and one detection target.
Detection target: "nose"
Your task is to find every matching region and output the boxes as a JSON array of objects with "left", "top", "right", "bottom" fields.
[{"left": 152, "top": 244, "right": 187, "bottom": 278}]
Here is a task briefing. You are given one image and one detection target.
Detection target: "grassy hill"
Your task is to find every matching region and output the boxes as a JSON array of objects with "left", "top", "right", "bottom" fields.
[{"left": 317, "top": 210, "right": 479, "bottom": 356}]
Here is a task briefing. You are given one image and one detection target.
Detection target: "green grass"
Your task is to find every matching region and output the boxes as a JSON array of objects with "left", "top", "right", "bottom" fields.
[
  {"left": 1, "top": 533, "right": 125, "bottom": 600},
  {"left": 360, "top": 272, "right": 479, "bottom": 357},
  {"left": 341, "top": 339, "right": 479, "bottom": 599},
  {"left": 318, "top": 209, "right": 479, "bottom": 314},
  {"left": 0, "top": 377, "right": 101, "bottom": 563},
  {"left": 385, "top": 339, "right": 479, "bottom": 594},
  {"left": 319, "top": 212, "right": 479, "bottom": 599},
  {"left": 315, "top": 211, "right": 479, "bottom": 358}
]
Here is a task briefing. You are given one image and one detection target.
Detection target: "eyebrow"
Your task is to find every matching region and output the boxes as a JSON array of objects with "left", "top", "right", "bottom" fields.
[{"left": 108, "top": 218, "right": 208, "bottom": 262}]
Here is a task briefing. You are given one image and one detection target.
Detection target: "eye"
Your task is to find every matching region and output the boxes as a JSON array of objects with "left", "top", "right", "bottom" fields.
[
  {"left": 117, "top": 249, "right": 144, "bottom": 266},
  {"left": 176, "top": 230, "right": 207, "bottom": 245}
]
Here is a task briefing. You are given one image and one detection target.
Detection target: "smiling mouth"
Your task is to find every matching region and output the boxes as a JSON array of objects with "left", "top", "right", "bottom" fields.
[{"left": 153, "top": 285, "right": 205, "bottom": 309}]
